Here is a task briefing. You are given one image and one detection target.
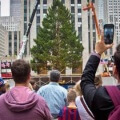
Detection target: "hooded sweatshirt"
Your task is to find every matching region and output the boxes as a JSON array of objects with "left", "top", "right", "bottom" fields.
[{"left": 0, "top": 86, "right": 52, "bottom": 120}]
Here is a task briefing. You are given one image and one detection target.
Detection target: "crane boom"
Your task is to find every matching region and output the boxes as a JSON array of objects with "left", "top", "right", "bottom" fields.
[{"left": 17, "top": 0, "right": 40, "bottom": 59}]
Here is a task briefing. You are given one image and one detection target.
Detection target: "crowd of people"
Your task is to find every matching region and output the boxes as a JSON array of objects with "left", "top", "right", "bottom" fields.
[{"left": 0, "top": 35, "right": 120, "bottom": 120}]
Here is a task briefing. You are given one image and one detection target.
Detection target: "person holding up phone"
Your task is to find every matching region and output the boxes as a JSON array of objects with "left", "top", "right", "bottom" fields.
[
  {"left": 80, "top": 33, "right": 114, "bottom": 120},
  {"left": 104, "top": 24, "right": 114, "bottom": 44}
]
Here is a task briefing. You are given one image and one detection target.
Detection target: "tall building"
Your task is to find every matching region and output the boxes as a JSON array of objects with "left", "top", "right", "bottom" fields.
[
  {"left": 0, "top": 16, "right": 21, "bottom": 56},
  {"left": 107, "top": 0, "right": 120, "bottom": 44},
  {"left": 10, "top": 0, "right": 21, "bottom": 22},
  {"left": 0, "top": 1, "right": 1, "bottom": 16},
  {"left": 0, "top": 25, "right": 7, "bottom": 57},
  {"left": 0, "top": 16, "right": 21, "bottom": 31},
  {"left": 97, "top": 0, "right": 107, "bottom": 23}
]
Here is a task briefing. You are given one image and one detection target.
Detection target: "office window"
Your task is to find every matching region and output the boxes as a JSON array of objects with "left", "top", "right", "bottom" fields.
[
  {"left": 9, "top": 42, "right": 12, "bottom": 47},
  {"left": 24, "top": 23, "right": 27, "bottom": 34},
  {"left": 78, "top": 8, "right": 81, "bottom": 13},
  {"left": 78, "top": 26, "right": 82, "bottom": 41},
  {"left": 71, "top": 0, "right": 74, "bottom": 4},
  {"left": 78, "top": 0, "right": 81, "bottom": 4},
  {"left": 78, "top": 18, "right": 81, "bottom": 22},
  {"left": 43, "top": 0, "right": 47, "bottom": 4},
  {"left": 24, "top": 0, "right": 27, "bottom": 5},
  {"left": 43, "top": 9, "right": 47, "bottom": 14},
  {"left": 61, "top": 0, "right": 65, "bottom": 4},
  {"left": 14, "top": 31, "right": 17, "bottom": 40},
  {"left": 14, "top": 42, "right": 17, "bottom": 55},
  {"left": 9, "top": 31, "right": 12, "bottom": 40},
  {"left": 37, "top": 16, "right": 40, "bottom": 23},
  {"left": 37, "top": 9, "right": 40, "bottom": 14},
  {"left": 9, "top": 50, "right": 12, "bottom": 55},
  {"left": 71, "top": 14, "right": 75, "bottom": 23},
  {"left": 71, "top": 6, "right": 75, "bottom": 13},
  {"left": 24, "top": 9, "right": 27, "bottom": 13},
  {"left": 24, "top": 16, "right": 27, "bottom": 21}
]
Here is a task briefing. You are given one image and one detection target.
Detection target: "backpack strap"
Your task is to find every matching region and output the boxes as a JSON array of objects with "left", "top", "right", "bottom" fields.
[
  {"left": 80, "top": 97, "right": 95, "bottom": 119},
  {"left": 105, "top": 86, "right": 120, "bottom": 107}
]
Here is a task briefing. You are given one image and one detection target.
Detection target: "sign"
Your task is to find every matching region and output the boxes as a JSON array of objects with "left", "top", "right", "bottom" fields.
[
  {"left": 1, "top": 61, "right": 12, "bottom": 79},
  {"left": 1, "top": 73, "right": 12, "bottom": 79}
]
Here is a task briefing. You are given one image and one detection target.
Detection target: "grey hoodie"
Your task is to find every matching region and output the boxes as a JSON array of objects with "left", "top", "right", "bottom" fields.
[{"left": 0, "top": 86, "right": 52, "bottom": 120}]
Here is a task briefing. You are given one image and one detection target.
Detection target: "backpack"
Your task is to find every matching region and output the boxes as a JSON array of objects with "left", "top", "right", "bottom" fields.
[{"left": 105, "top": 86, "right": 120, "bottom": 120}]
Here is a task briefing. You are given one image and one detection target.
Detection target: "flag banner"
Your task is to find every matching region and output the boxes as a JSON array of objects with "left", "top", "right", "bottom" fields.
[
  {"left": 1, "top": 62, "right": 11, "bottom": 69},
  {"left": 100, "top": 59, "right": 108, "bottom": 64}
]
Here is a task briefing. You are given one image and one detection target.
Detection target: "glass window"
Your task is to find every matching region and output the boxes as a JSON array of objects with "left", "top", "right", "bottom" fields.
[
  {"left": 24, "top": 16, "right": 27, "bottom": 21},
  {"left": 78, "top": 0, "right": 81, "bottom": 4},
  {"left": 14, "top": 31, "right": 17, "bottom": 40},
  {"left": 71, "top": 14, "right": 75, "bottom": 23},
  {"left": 9, "top": 42, "right": 12, "bottom": 47},
  {"left": 43, "top": 9, "right": 47, "bottom": 13},
  {"left": 61, "top": 0, "right": 65, "bottom": 4},
  {"left": 37, "top": 16, "right": 40, "bottom": 23},
  {"left": 43, "top": 0, "right": 47, "bottom": 4},
  {"left": 78, "top": 8, "right": 81, "bottom": 13},
  {"left": 24, "top": 0, "right": 27, "bottom": 5},
  {"left": 24, "top": 9, "right": 27, "bottom": 13},
  {"left": 37, "top": 25, "right": 40, "bottom": 33},
  {"left": 37, "top": 9, "right": 40, "bottom": 14},
  {"left": 24, "top": 23, "right": 27, "bottom": 34},
  {"left": 71, "top": 0, "right": 74, "bottom": 4},
  {"left": 78, "top": 18, "right": 81, "bottom": 22},
  {"left": 9, "top": 50, "right": 12, "bottom": 55},
  {"left": 9, "top": 31, "right": 12, "bottom": 40},
  {"left": 71, "top": 6, "right": 75, "bottom": 13},
  {"left": 78, "top": 26, "right": 82, "bottom": 41}
]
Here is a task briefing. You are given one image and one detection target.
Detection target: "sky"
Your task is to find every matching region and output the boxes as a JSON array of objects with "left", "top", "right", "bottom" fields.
[{"left": 0, "top": 0, "right": 10, "bottom": 16}]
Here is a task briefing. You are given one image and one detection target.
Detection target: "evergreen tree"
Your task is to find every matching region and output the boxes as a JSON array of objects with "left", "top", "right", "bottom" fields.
[{"left": 31, "top": 0, "right": 83, "bottom": 73}]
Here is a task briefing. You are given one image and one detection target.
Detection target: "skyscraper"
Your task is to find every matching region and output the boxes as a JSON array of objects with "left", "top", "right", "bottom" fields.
[
  {"left": 0, "top": 1, "right": 1, "bottom": 16},
  {"left": 107, "top": 0, "right": 120, "bottom": 44},
  {"left": 10, "top": 0, "right": 21, "bottom": 22}
]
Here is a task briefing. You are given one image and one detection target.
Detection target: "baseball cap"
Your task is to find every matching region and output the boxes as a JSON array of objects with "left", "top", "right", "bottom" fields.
[{"left": 0, "top": 77, "right": 4, "bottom": 87}]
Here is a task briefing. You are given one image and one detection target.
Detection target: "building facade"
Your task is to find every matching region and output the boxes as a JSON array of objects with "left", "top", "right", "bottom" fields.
[
  {"left": 10, "top": 0, "right": 21, "bottom": 22},
  {"left": 0, "top": 16, "right": 20, "bottom": 31},
  {"left": 107, "top": 0, "right": 120, "bottom": 44},
  {"left": 0, "top": 16, "right": 21, "bottom": 56},
  {"left": 0, "top": 1, "right": 1, "bottom": 17},
  {"left": 21, "top": 0, "right": 97, "bottom": 69},
  {"left": 0, "top": 25, "right": 7, "bottom": 57}
]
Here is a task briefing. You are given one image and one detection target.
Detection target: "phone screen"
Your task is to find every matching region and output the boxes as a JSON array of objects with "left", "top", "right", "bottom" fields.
[{"left": 104, "top": 24, "right": 114, "bottom": 44}]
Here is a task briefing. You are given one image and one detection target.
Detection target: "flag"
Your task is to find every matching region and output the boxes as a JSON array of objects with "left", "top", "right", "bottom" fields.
[
  {"left": 1, "top": 62, "right": 5, "bottom": 68},
  {"left": 6, "top": 62, "right": 10, "bottom": 67},
  {"left": 100, "top": 59, "right": 108, "bottom": 64}
]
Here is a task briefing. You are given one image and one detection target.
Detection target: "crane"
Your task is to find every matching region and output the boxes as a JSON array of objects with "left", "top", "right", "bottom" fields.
[{"left": 17, "top": 0, "right": 40, "bottom": 59}]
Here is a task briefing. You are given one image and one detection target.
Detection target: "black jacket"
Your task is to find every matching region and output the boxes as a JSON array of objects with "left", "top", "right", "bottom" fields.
[{"left": 80, "top": 54, "right": 118, "bottom": 120}]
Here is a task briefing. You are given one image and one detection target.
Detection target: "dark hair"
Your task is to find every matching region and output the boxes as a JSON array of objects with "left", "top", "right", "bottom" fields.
[
  {"left": 50, "top": 70, "right": 60, "bottom": 82},
  {"left": 67, "top": 89, "right": 77, "bottom": 103},
  {"left": 114, "top": 44, "right": 120, "bottom": 78},
  {"left": 11, "top": 59, "right": 31, "bottom": 84}
]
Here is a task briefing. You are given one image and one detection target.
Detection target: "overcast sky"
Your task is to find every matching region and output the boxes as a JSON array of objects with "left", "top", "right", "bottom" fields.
[{"left": 0, "top": 0, "right": 10, "bottom": 16}]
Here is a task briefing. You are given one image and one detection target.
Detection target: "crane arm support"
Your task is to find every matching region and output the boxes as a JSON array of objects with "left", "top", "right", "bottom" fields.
[{"left": 17, "top": 0, "right": 40, "bottom": 59}]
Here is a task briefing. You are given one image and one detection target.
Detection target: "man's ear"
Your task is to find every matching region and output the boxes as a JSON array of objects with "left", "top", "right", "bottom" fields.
[{"left": 113, "top": 65, "right": 118, "bottom": 79}]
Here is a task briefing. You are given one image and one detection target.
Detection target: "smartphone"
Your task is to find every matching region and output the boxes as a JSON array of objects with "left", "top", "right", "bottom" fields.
[{"left": 104, "top": 24, "right": 114, "bottom": 44}]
